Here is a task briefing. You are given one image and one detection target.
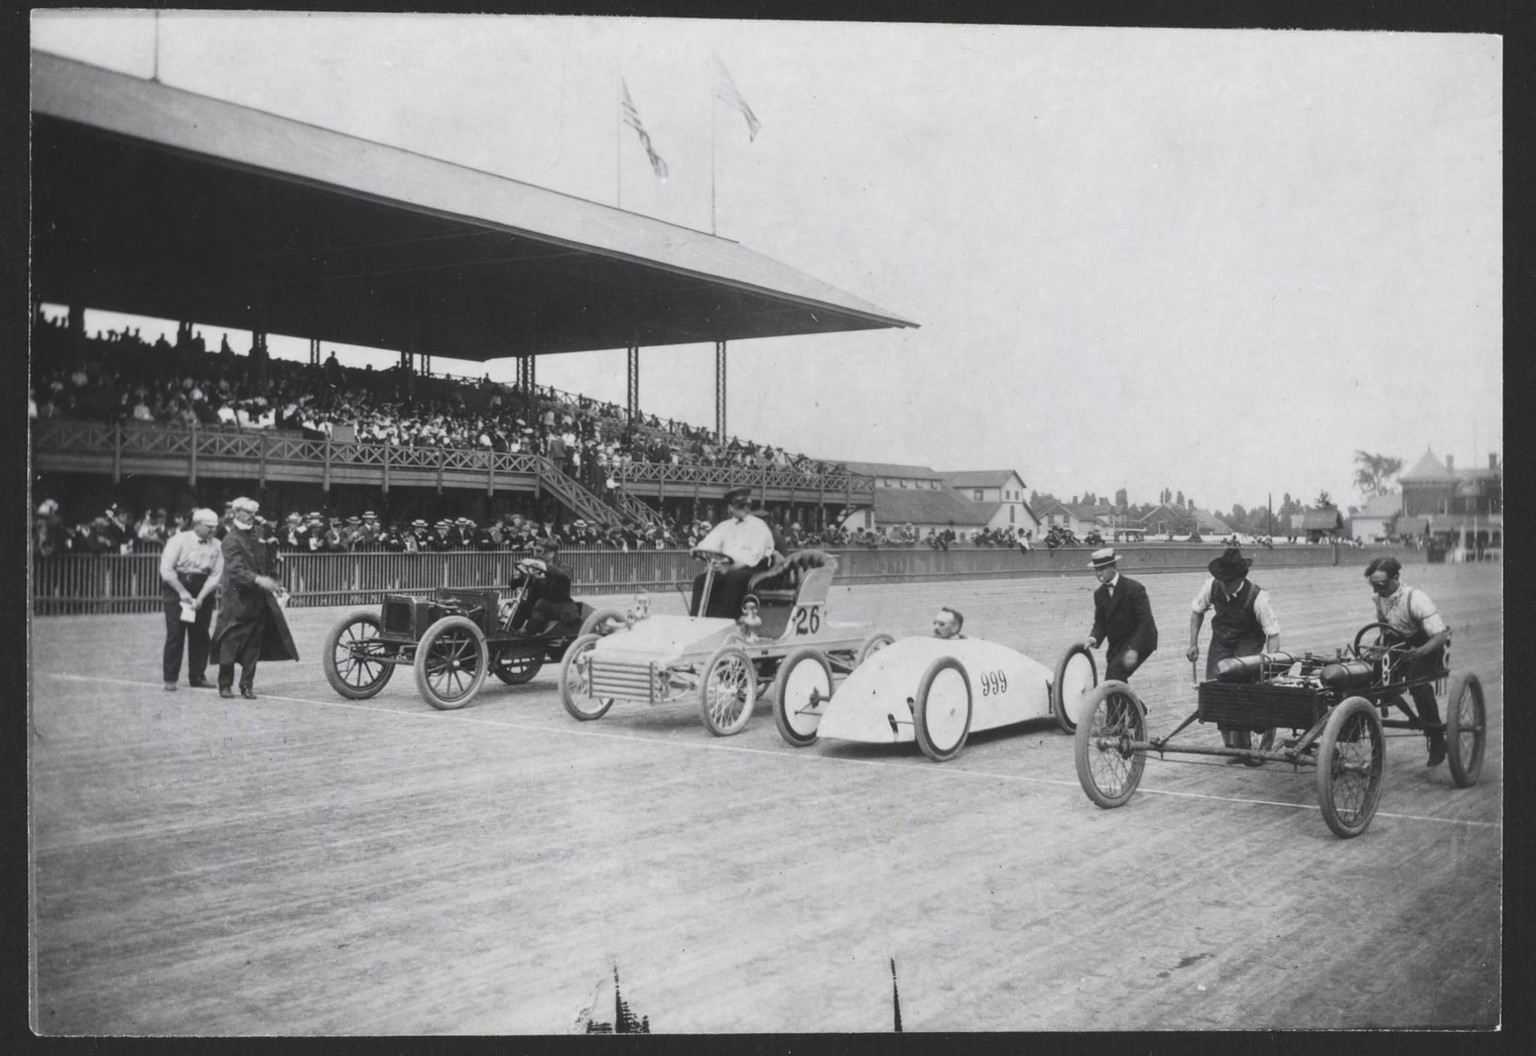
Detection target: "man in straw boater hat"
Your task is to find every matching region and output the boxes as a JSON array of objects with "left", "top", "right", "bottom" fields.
[
  {"left": 690, "top": 487, "right": 778, "bottom": 618},
  {"left": 209, "top": 497, "right": 299, "bottom": 699},
  {"left": 1186, "top": 546, "right": 1281, "bottom": 752},
  {"left": 1080, "top": 548, "right": 1159, "bottom": 682}
]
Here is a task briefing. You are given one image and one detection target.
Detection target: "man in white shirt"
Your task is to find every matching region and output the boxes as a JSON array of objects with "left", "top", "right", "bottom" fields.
[
  {"left": 159, "top": 508, "right": 225, "bottom": 690},
  {"left": 1186, "top": 547, "right": 1281, "bottom": 751},
  {"left": 690, "top": 487, "right": 778, "bottom": 618},
  {"left": 1365, "top": 557, "right": 1452, "bottom": 767}
]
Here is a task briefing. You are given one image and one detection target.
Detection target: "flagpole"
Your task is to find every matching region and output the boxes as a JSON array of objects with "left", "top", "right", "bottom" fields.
[
  {"left": 153, "top": 10, "right": 161, "bottom": 82},
  {"left": 616, "top": 77, "right": 622, "bottom": 209},
  {"left": 711, "top": 89, "right": 718, "bottom": 235}
]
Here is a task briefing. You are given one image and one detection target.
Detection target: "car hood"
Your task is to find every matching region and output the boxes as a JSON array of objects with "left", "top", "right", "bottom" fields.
[{"left": 589, "top": 614, "right": 743, "bottom": 666}]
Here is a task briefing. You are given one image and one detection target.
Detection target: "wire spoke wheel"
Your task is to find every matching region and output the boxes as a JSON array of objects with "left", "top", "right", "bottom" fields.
[
  {"left": 492, "top": 649, "right": 544, "bottom": 685},
  {"left": 323, "top": 610, "right": 396, "bottom": 699},
  {"left": 1074, "top": 683, "right": 1148, "bottom": 809},
  {"left": 1316, "top": 696, "right": 1385, "bottom": 838},
  {"left": 700, "top": 646, "right": 758, "bottom": 736},
  {"left": 413, "top": 616, "right": 487, "bottom": 711},
  {"left": 1446, "top": 673, "right": 1486, "bottom": 788}
]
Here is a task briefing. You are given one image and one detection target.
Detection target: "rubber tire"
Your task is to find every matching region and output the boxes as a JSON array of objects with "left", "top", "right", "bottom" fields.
[
  {"left": 699, "top": 644, "right": 758, "bottom": 737},
  {"left": 856, "top": 632, "right": 895, "bottom": 666},
  {"left": 772, "top": 646, "right": 833, "bottom": 747},
  {"left": 559, "top": 633, "right": 614, "bottom": 721},
  {"left": 1051, "top": 642, "right": 1098, "bottom": 734},
  {"left": 492, "top": 649, "right": 544, "bottom": 685},
  {"left": 1445, "top": 672, "right": 1486, "bottom": 788},
  {"left": 322, "top": 609, "right": 396, "bottom": 700},
  {"left": 413, "top": 615, "right": 488, "bottom": 711},
  {"left": 1316, "top": 696, "right": 1385, "bottom": 839},
  {"left": 580, "top": 608, "right": 626, "bottom": 639},
  {"left": 913, "top": 657, "right": 972, "bottom": 762},
  {"left": 1074, "top": 682, "right": 1148, "bottom": 809}
]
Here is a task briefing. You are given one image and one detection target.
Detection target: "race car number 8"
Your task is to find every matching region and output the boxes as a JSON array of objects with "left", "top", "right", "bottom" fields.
[
  {"left": 979, "top": 670, "right": 1007, "bottom": 696},
  {"left": 793, "top": 607, "right": 821, "bottom": 634}
]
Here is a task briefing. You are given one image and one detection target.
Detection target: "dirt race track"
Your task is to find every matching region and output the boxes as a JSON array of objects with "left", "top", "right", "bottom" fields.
[{"left": 28, "top": 562, "right": 1502, "bottom": 1034}]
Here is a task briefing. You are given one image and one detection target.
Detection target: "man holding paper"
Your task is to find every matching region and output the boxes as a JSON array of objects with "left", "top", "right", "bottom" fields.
[{"left": 159, "top": 507, "right": 224, "bottom": 691}]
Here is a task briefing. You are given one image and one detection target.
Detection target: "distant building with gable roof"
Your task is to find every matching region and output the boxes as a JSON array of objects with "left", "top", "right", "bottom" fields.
[{"left": 1396, "top": 448, "right": 1501, "bottom": 554}]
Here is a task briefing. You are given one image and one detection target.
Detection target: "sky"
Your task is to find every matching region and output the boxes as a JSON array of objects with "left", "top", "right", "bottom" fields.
[{"left": 30, "top": 12, "right": 1502, "bottom": 515}]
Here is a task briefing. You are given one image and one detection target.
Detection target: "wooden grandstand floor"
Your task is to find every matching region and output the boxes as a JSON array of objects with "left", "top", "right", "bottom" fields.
[{"left": 29, "top": 563, "right": 1502, "bottom": 1033}]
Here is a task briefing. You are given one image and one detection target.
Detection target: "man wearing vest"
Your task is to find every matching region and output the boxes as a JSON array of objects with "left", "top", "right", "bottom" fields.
[
  {"left": 1081, "top": 548, "right": 1159, "bottom": 682},
  {"left": 1365, "top": 556, "right": 1451, "bottom": 767},
  {"left": 1186, "top": 547, "right": 1281, "bottom": 752}
]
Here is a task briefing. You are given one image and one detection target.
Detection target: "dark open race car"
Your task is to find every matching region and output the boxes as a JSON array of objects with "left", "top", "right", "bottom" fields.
[
  {"left": 322, "top": 560, "right": 601, "bottom": 710},
  {"left": 1074, "top": 621, "right": 1487, "bottom": 838}
]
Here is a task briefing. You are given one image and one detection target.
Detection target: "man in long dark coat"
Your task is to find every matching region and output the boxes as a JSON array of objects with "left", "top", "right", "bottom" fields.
[
  {"left": 1081, "top": 547, "right": 1159, "bottom": 682},
  {"left": 210, "top": 496, "right": 299, "bottom": 698}
]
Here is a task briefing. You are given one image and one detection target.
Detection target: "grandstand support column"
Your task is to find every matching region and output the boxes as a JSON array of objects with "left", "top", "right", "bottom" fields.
[
  {"left": 627, "top": 345, "right": 640, "bottom": 421},
  {"left": 308, "top": 338, "right": 320, "bottom": 366},
  {"left": 714, "top": 341, "right": 727, "bottom": 440}
]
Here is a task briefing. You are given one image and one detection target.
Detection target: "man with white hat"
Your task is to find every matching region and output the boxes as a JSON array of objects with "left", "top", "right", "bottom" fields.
[
  {"left": 157, "top": 507, "right": 225, "bottom": 690},
  {"left": 1081, "top": 548, "right": 1159, "bottom": 682},
  {"left": 209, "top": 497, "right": 299, "bottom": 698}
]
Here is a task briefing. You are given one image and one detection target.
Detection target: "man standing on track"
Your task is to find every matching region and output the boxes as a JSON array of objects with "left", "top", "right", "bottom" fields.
[
  {"left": 690, "top": 487, "right": 778, "bottom": 619},
  {"left": 158, "top": 507, "right": 224, "bottom": 691},
  {"left": 1365, "top": 556, "right": 1451, "bottom": 767},
  {"left": 1081, "top": 547, "right": 1158, "bottom": 681},
  {"left": 1186, "top": 547, "right": 1281, "bottom": 750},
  {"left": 209, "top": 497, "right": 298, "bottom": 699}
]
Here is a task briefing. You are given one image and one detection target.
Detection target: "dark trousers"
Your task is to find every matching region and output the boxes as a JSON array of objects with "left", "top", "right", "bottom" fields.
[
  {"left": 1208, "top": 633, "right": 1265, "bottom": 739},
  {"left": 1106, "top": 644, "right": 1151, "bottom": 682},
  {"left": 218, "top": 613, "right": 267, "bottom": 690},
  {"left": 691, "top": 565, "right": 759, "bottom": 619},
  {"left": 162, "top": 575, "right": 212, "bottom": 683}
]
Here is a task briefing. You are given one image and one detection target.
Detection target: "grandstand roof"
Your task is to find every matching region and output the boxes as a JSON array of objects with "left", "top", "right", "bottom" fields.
[
  {"left": 872, "top": 487, "right": 991, "bottom": 526},
  {"left": 841, "top": 461, "right": 944, "bottom": 480},
  {"left": 31, "top": 51, "right": 916, "bottom": 361},
  {"left": 939, "top": 470, "right": 1021, "bottom": 489}
]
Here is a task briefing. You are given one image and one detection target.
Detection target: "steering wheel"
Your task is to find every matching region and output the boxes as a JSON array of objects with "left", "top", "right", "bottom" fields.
[
  {"left": 691, "top": 547, "right": 732, "bottom": 568},
  {"left": 1352, "top": 621, "right": 1409, "bottom": 658}
]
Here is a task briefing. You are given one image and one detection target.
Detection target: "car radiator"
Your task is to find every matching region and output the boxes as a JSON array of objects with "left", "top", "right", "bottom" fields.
[{"left": 590, "top": 659, "right": 655, "bottom": 703}]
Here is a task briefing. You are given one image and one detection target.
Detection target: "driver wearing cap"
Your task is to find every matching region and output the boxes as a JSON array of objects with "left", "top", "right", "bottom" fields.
[
  {"left": 691, "top": 487, "right": 778, "bottom": 618},
  {"left": 507, "top": 538, "right": 580, "bottom": 634}
]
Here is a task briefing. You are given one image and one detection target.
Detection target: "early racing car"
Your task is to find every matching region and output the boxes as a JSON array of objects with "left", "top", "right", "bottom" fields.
[
  {"left": 558, "top": 549, "right": 894, "bottom": 736},
  {"left": 322, "top": 558, "right": 600, "bottom": 710},
  {"left": 793, "top": 637, "right": 1100, "bottom": 761},
  {"left": 1074, "top": 621, "right": 1488, "bottom": 838}
]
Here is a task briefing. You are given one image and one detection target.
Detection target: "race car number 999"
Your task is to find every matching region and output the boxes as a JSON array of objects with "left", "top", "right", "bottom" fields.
[
  {"left": 979, "top": 670, "right": 1007, "bottom": 696},
  {"left": 792, "top": 606, "right": 822, "bottom": 635}
]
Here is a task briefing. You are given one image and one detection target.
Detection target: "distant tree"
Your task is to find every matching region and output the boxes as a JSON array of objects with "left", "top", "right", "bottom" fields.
[
  {"left": 1231, "top": 504, "right": 1247, "bottom": 526},
  {"left": 1114, "top": 487, "right": 1128, "bottom": 510},
  {"left": 1315, "top": 490, "right": 1335, "bottom": 509},
  {"left": 1352, "top": 451, "right": 1403, "bottom": 497},
  {"left": 1176, "top": 490, "right": 1185, "bottom": 508}
]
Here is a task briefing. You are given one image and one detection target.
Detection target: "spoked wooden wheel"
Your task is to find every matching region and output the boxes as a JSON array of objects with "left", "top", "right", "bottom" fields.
[
  {"left": 412, "top": 616, "right": 488, "bottom": 711},
  {"left": 1074, "top": 683, "right": 1148, "bottom": 809},
  {"left": 1316, "top": 696, "right": 1385, "bottom": 839},
  {"left": 322, "top": 609, "right": 395, "bottom": 699},
  {"left": 492, "top": 649, "right": 544, "bottom": 685},
  {"left": 559, "top": 633, "right": 614, "bottom": 721},
  {"left": 772, "top": 646, "right": 833, "bottom": 747},
  {"left": 699, "top": 645, "right": 758, "bottom": 736},
  {"left": 1445, "top": 673, "right": 1486, "bottom": 788}
]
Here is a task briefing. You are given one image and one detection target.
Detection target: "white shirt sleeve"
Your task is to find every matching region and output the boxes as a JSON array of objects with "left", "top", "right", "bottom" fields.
[
  {"left": 1252, "top": 589, "right": 1280, "bottom": 637},
  {"left": 1409, "top": 589, "right": 1447, "bottom": 637},
  {"left": 1191, "top": 579, "right": 1215, "bottom": 614}
]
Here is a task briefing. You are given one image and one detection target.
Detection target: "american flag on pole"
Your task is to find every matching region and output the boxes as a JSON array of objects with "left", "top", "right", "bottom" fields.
[
  {"left": 712, "top": 55, "right": 761, "bottom": 141},
  {"left": 621, "top": 79, "right": 669, "bottom": 178}
]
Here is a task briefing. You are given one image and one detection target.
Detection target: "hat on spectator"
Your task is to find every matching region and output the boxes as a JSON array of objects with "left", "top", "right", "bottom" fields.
[
  {"left": 362, "top": 510, "right": 377, "bottom": 520},
  {"left": 411, "top": 519, "right": 427, "bottom": 528},
  {"left": 191, "top": 508, "right": 219, "bottom": 526},
  {"left": 456, "top": 517, "right": 470, "bottom": 526},
  {"left": 37, "top": 499, "right": 58, "bottom": 517},
  {"left": 1208, "top": 547, "right": 1253, "bottom": 580},
  {"left": 287, "top": 512, "right": 302, "bottom": 523},
  {"left": 231, "top": 496, "right": 260, "bottom": 515},
  {"left": 1087, "top": 547, "right": 1119, "bottom": 569},
  {"left": 347, "top": 516, "right": 361, "bottom": 525},
  {"left": 724, "top": 487, "right": 752, "bottom": 506},
  {"left": 573, "top": 519, "right": 587, "bottom": 528},
  {"left": 307, "top": 511, "right": 322, "bottom": 521}
]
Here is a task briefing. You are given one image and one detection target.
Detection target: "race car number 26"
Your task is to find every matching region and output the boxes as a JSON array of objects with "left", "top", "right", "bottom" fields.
[
  {"left": 792, "top": 606, "right": 822, "bottom": 635},
  {"left": 978, "top": 670, "right": 1008, "bottom": 696}
]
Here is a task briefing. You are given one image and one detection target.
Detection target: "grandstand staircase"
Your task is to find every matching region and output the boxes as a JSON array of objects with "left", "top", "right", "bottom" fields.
[
  {"left": 609, "top": 486, "right": 669, "bottom": 531},
  {"left": 534, "top": 457, "right": 648, "bottom": 531}
]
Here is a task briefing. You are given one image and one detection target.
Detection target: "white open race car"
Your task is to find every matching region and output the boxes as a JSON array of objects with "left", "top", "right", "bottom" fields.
[
  {"left": 777, "top": 637, "right": 1100, "bottom": 761},
  {"left": 558, "top": 549, "right": 894, "bottom": 736}
]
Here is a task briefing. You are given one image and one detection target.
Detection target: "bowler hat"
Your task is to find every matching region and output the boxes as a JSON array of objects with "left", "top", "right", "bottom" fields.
[
  {"left": 1087, "top": 547, "right": 1119, "bottom": 569},
  {"left": 1208, "top": 547, "right": 1253, "bottom": 580}
]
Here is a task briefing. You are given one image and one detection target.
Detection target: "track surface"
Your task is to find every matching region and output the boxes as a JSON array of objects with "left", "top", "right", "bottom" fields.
[{"left": 29, "top": 563, "right": 1502, "bottom": 1033}]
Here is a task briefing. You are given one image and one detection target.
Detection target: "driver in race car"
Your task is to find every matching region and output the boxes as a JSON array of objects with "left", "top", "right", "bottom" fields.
[
  {"left": 507, "top": 538, "right": 581, "bottom": 635},
  {"left": 1365, "top": 556, "right": 1451, "bottom": 767},
  {"left": 932, "top": 607, "right": 965, "bottom": 640},
  {"left": 690, "top": 487, "right": 778, "bottom": 618}
]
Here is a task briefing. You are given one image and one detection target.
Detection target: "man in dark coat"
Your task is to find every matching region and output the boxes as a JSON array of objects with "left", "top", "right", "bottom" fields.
[
  {"left": 507, "top": 539, "right": 582, "bottom": 634},
  {"left": 1081, "top": 548, "right": 1158, "bottom": 682},
  {"left": 210, "top": 497, "right": 299, "bottom": 699}
]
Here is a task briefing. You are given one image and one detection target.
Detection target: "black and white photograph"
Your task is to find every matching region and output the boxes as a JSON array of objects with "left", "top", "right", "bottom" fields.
[{"left": 27, "top": 8, "right": 1503, "bottom": 1035}]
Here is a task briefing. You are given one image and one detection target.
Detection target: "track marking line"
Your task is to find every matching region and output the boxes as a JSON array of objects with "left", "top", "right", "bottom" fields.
[{"left": 39, "top": 672, "right": 1501, "bottom": 830}]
